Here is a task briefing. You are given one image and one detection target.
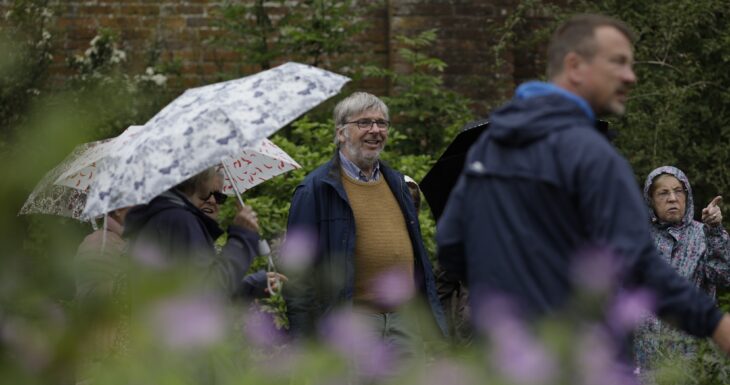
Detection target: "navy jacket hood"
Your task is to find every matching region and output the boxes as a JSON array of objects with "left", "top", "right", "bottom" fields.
[
  {"left": 124, "top": 189, "right": 223, "bottom": 241},
  {"left": 489, "top": 94, "right": 586, "bottom": 146}
]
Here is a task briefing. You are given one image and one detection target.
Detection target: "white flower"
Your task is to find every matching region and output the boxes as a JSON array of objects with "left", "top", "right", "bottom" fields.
[
  {"left": 145, "top": 66, "right": 154, "bottom": 75},
  {"left": 151, "top": 74, "right": 167, "bottom": 86},
  {"left": 110, "top": 49, "right": 126, "bottom": 64}
]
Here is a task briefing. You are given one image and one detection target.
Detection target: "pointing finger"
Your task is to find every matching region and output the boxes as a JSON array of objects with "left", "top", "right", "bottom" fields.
[{"left": 709, "top": 196, "right": 723, "bottom": 208}]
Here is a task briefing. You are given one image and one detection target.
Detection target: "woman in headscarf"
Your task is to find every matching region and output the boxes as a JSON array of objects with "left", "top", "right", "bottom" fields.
[{"left": 634, "top": 166, "right": 730, "bottom": 370}]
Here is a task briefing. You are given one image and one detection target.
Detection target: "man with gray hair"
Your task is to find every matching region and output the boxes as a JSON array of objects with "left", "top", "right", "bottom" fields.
[{"left": 284, "top": 92, "right": 447, "bottom": 349}]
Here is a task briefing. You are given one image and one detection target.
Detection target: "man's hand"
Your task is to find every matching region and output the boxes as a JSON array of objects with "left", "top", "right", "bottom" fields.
[
  {"left": 233, "top": 204, "right": 260, "bottom": 233},
  {"left": 712, "top": 314, "right": 730, "bottom": 355},
  {"left": 702, "top": 196, "right": 723, "bottom": 226}
]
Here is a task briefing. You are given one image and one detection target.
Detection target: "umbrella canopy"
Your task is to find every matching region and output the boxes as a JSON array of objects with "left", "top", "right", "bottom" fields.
[
  {"left": 19, "top": 125, "right": 146, "bottom": 221},
  {"left": 55, "top": 125, "right": 145, "bottom": 191},
  {"left": 420, "top": 118, "right": 489, "bottom": 222},
  {"left": 19, "top": 141, "right": 101, "bottom": 221},
  {"left": 220, "top": 138, "right": 301, "bottom": 195},
  {"left": 83, "top": 62, "right": 349, "bottom": 219}
]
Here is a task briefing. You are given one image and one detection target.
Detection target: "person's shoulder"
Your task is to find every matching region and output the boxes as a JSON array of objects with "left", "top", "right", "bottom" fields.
[
  {"left": 380, "top": 162, "right": 405, "bottom": 182},
  {"left": 554, "top": 122, "right": 619, "bottom": 157},
  {"left": 299, "top": 159, "right": 336, "bottom": 186}
]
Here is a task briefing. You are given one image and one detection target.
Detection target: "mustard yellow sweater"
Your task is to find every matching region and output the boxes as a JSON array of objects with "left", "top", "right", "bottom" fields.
[{"left": 342, "top": 174, "right": 415, "bottom": 310}]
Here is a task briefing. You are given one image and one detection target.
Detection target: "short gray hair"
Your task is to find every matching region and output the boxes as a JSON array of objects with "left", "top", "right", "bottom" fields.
[{"left": 332, "top": 92, "right": 389, "bottom": 146}]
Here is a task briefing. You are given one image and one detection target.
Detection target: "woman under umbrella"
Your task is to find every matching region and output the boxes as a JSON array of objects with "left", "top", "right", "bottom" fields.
[{"left": 123, "top": 166, "right": 267, "bottom": 299}]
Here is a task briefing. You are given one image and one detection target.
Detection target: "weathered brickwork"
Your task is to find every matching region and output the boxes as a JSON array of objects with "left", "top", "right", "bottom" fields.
[{"left": 1, "top": 0, "right": 547, "bottom": 115}]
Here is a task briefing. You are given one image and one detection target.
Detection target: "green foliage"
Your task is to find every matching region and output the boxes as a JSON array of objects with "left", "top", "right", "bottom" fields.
[
  {"left": 652, "top": 338, "right": 730, "bottom": 385},
  {"left": 244, "top": 116, "right": 336, "bottom": 241},
  {"left": 280, "top": 0, "right": 374, "bottom": 69},
  {"left": 364, "top": 29, "right": 475, "bottom": 154},
  {"left": 64, "top": 29, "right": 179, "bottom": 139},
  {"left": 210, "top": 0, "right": 374, "bottom": 73},
  {"left": 0, "top": 0, "right": 54, "bottom": 144},
  {"left": 209, "top": 0, "right": 289, "bottom": 71},
  {"left": 608, "top": 0, "right": 730, "bottom": 209}
]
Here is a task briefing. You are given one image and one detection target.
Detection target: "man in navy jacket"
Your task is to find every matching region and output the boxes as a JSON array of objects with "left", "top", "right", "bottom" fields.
[
  {"left": 437, "top": 14, "right": 730, "bottom": 355},
  {"left": 284, "top": 92, "right": 447, "bottom": 345}
]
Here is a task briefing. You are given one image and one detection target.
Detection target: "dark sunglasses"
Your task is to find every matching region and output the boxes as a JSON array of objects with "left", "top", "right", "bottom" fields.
[{"left": 201, "top": 191, "right": 228, "bottom": 204}]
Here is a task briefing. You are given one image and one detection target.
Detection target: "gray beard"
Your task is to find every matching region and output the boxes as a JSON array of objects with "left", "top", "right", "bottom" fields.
[{"left": 344, "top": 141, "right": 379, "bottom": 170}]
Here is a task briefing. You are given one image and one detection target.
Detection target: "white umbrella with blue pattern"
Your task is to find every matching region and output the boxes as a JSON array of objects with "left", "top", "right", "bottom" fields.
[{"left": 83, "top": 62, "right": 349, "bottom": 219}]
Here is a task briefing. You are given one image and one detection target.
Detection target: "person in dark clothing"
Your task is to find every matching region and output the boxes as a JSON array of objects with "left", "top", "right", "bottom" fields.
[
  {"left": 123, "top": 167, "right": 264, "bottom": 299},
  {"left": 406, "top": 174, "right": 472, "bottom": 344},
  {"left": 436, "top": 13, "right": 730, "bottom": 358},
  {"left": 283, "top": 92, "right": 448, "bottom": 351}
]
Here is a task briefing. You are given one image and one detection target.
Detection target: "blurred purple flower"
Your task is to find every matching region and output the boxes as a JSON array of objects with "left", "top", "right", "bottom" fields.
[
  {"left": 319, "top": 309, "right": 395, "bottom": 378},
  {"left": 243, "top": 307, "right": 287, "bottom": 349},
  {"left": 280, "top": 226, "right": 318, "bottom": 272},
  {"left": 370, "top": 268, "right": 416, "bottom": 309},
  {"left": 572, "top": 247, "right": 622, "bottom": 294},
  {"left": 253, "top": 344, "right": 303, "bottom": 376},
  {"left": 420, "top": 359, "right": 478, "bottom": 385},
  {"left": 475, "top": 295, "right": 558, "bottom": 385},
  {"left": 148, "top": 292, "right": 226, "bottom": 350},
  {"left": 489, "top": 321, "right": 558, "bottom": 385},
  {"left": 608, "top": 289, "right": 654, "bottom": 334},
  {"left": 471, "top": 293, "right": 521, "bottom": 335},
  {"left": 575, "top": 325, "right": 640, "bottom": 385},
  {"left": 0, "top": 317, "right": 52, "bottom": 372},
  {"left": 131, "top": 240, "right": 169, "bottom": 269}
]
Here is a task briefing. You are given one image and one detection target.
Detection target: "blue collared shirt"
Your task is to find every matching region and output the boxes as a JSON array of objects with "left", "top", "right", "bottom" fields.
[
  {"left": 515, "top": 81, "right": 596, "bottom": 122},
  {"left": 339, "top": 151, "right": 380, "bottom": 182}
]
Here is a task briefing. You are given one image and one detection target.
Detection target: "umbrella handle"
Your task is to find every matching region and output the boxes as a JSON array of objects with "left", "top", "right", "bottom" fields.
[
  {"left": 220, "top": 161, "right": 278, "bottom": 273},
  {"left": 221, "top": 161, "right": 247, "bottom": 207}
]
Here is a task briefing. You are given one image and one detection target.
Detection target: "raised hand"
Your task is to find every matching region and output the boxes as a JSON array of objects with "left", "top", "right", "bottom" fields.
[{"left": 702, "top": 196, "right": 723, "bottom": 226}]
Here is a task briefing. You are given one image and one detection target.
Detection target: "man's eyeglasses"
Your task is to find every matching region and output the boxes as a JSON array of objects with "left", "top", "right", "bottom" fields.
[
  {"left": 345, "top": 119, "right": 390, "bottom": 130},
  {"left": 201, "top": 191, "right": 228, "bottom": 204},
  {"left": 654, "top": 188, "right": 686, "bottom": 201}
]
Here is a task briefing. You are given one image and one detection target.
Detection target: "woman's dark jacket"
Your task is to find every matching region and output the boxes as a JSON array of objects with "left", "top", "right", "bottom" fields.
[{"left": 123, "top": 190, "right": 264, "bottom": 298}]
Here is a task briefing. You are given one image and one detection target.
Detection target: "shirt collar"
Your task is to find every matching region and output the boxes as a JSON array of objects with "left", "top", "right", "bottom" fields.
[
  {"left": 339, "top": 151, "right": 380, "bottom": 182},
  {"left": 515, "top": 80, "right": 596, "bottom": 122}
]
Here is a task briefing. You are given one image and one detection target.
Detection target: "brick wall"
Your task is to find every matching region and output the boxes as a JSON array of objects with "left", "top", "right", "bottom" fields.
[{"left": 1, "top": 0, "right": 547, "bottom": 115}]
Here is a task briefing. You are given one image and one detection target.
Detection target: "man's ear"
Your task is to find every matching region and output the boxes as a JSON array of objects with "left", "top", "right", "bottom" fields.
[
  {"left": 336, "top": 126, "right": 346, "bottom": 144},
  {"left": 563, "top": 51, "right": 585, "bottom": 85}
]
